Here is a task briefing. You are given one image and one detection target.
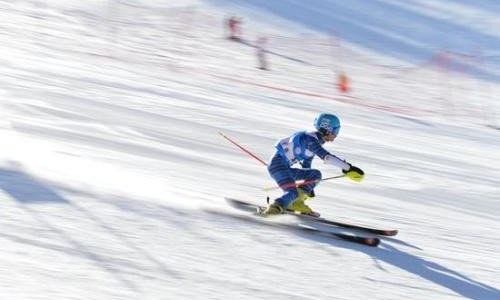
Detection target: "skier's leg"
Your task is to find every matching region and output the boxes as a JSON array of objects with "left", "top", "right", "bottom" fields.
[
  {"left": 287, "top": 168, "right": 322, "bottom": 215},
  {"left": 267, "top": 154, "right": 299, "bottom": 210},
  {"left": 289, "top": 168, "right": 322, "bottom": 195}
]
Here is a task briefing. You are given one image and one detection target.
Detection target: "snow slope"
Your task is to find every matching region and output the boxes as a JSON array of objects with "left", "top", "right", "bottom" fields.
[{"left": 0, "top": 0, "right": 499, "bottom": 299}]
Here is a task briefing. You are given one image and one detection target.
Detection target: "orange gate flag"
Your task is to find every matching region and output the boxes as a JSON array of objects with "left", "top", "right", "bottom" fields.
[{"left": 338, "top": 73, "right": 350, "bottom": 93}]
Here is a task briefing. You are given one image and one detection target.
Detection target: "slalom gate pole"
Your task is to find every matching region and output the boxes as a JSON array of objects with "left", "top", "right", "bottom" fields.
[
  {"left": 218, "top": 131, "right": 346, "bottom": 192},
  {"left": 218, "top": 131, "right": 268, "bottom": 167}
]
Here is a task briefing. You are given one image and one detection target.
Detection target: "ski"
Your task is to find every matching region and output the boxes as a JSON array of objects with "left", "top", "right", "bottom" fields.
[
  {"left": 286, "top": 209, "right": 398, "bottom": 236},
  {"left": 297, "top": 225, "right": 380, "bottom": 247},
  {"left": 226, "top": 197, "right": 397, "bottom": 236},
  {"left": 225, "top": 198, "right": 380, "bottom": 247}
]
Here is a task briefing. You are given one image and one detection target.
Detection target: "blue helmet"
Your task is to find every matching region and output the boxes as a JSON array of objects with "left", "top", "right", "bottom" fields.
[{"left": 314, "top": 113, "right": 340, "bottom": 136}]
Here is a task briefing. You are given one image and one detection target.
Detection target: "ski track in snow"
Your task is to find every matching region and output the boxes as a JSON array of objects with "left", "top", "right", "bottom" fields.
[{"left": 0, "top": 1, "right": 499, "bottom": 300}]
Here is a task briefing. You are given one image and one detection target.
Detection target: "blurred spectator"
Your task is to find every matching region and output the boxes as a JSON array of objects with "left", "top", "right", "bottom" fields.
[
  {"left": 256, "top": 37, "right": 269, "bottom": 70},
  {"left": 227, "top": 16, "right": 242, "bottom": 41}
]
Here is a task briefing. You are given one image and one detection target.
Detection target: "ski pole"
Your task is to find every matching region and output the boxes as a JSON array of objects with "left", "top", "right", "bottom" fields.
[
  {"left": 262, "top": 174, "right": 346, "bottom": 192},
  {"left": 218, "top": 131, "right": 346, "bottom": 191},
  {"left": 218, "top": 131, "right": 268, "bottom": 167}
]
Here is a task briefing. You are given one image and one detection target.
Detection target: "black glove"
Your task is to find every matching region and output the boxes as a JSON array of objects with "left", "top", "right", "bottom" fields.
[
  {"left": 342, "top": 163, "right": 364, "bottom": 175},
  {"left": 342, "top": 163, "right": 365, "bottom": 181}
]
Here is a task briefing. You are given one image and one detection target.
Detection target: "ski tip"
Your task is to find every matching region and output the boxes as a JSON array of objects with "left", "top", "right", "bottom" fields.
[{"left": 384, "top": 230, "right": 398, "bottom": 236}]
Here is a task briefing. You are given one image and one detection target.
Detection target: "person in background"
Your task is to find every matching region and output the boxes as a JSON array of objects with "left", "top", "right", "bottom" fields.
[
  {"left": 227, "top": 16, "right": 242, "bottom": 41},
  {"left": 256, "top": 37, "right": 268, "bottom": 70}
]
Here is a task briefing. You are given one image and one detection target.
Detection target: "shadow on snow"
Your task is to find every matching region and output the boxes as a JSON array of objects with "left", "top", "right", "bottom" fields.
[
  {"left": 0, "top": 164, "right": 181, "bottom": 292},
  {"left": 207, "top": 209, "right": 499, "bottom": 300}
]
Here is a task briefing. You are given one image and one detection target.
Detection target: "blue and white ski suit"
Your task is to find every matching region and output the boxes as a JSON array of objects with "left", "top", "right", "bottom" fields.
[{"left": 268, "top": 131, "right": 348, "bottom": 209}]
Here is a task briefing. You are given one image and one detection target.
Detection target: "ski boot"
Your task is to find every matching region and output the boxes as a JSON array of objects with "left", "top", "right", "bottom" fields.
[
  {"left": 287, "top": 188, "right": 320, "bottom": 217},
  {"left": 259, "top": 203, "right": 284, "bottom": 216}
]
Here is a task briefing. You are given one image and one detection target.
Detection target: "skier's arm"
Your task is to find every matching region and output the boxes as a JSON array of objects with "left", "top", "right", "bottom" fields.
[
  {"left": 307, "top": 137, "right": 349, "bottom": 170},
  {"left": 309, "top": 136, "right": 364, "bottom": 181},
  {"left": 324, "top": 154, "right": 350, "bottom": 170}
]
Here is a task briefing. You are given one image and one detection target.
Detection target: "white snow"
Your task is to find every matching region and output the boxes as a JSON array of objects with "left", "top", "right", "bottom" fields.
[{"left": 0, "top": 0, "right": 499, "bottom": 299}]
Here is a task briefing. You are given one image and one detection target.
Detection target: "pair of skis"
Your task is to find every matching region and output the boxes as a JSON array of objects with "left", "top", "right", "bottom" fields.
[{"left": 225, "top": 198, "right": 398, "bottom": 247}]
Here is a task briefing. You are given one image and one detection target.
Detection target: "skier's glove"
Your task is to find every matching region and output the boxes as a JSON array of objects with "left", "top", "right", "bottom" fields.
[{"left": 342, "top": 163, "right": 365, "bottom": 182}]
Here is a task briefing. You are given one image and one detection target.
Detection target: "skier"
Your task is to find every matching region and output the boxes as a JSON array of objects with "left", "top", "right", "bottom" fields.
[{"left": 261, "top": 113, "right": 364, "bottom": 216}]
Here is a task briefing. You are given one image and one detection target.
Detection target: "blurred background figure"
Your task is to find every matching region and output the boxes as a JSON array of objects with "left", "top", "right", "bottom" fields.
[
  {"left": 227, "top": 15, "right": 242, "bottom": 41},
  {"left": 256, "top": 36, "right": 268, "bottom": 70}
]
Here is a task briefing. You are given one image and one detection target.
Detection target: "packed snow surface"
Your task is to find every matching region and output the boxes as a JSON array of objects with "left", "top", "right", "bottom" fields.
[{"left": 0, "top": 1, "right": 499, "bottom": 299}]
